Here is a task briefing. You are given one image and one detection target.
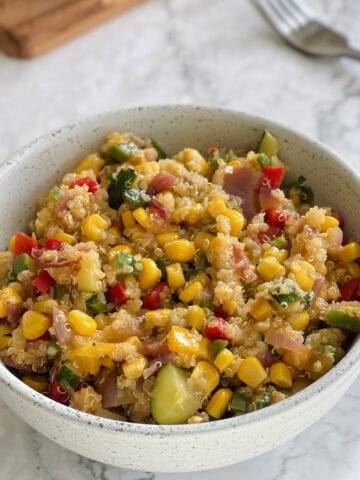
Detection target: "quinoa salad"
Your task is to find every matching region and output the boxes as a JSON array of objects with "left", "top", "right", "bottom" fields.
[{"left": 0, "top": 130, "right": 359, "bottom": 425}]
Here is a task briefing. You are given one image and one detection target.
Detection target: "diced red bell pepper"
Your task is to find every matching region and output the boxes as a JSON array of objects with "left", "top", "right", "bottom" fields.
[
  {"left": 108, "top": 281, "right": 128, "bottom": 306},
  {"left": 214, "top": 304, "right": 228, "bottom": 319},
  {"left": 143, "top": 283, "right": 166, "bottom": 310},
  {"left": 262, "top": 166, "right": 285, "bottom": 189},
  {"left": 265, "top": 209, "right": 290, "bottom": 228},
  {"left": 48, "top": 379, "right": 71, "bottom": 405},
  {"left": 70, "top": 176, "right": 98, "bottom": 194},
  {"left": 13, "top": 232, "right": 41, "bottom": 257},
  {"left": 257, "top": 225, "right": 281, "bottom": 244},
  {"left": 44, "top": 238, "right": 63, "bottom": 250},
  {"left": 339, "top": 277, "right": 360, "bottom": 301},
  {"left": 203, "top": 317, "right": 232, "bottom": 342},
  {"left": 32, "top": 270, "right": 55, "bottom": 294}
]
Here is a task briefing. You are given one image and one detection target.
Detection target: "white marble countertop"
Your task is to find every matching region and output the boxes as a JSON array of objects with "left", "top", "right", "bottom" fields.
[{"left": 1, "top": 0, "right": 360, "bottom": 478}]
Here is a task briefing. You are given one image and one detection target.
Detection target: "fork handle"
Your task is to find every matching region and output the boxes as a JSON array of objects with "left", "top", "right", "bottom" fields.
[{"left": 344, "top": 47, "right": 360, "bottom": 60}]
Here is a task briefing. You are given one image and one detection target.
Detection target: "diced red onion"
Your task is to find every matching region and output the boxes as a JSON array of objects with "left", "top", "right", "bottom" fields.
[
  {"left": 2, "top": 356, "right": 47, "bottom": 373},
  {"left": 52, "top": 307, "right": 71, "bottom": 344},
  {"left": 6, "top": 305, "right": 26, "bottom": 329},
  {"left": 265, "top": 329, "right": 305, "bottom": 352},
  {"left": 232, "top": 245, "right": 257, "bottom": 283},
  {"left": 140, "top": 337, "right": 169, "bottom": 357},
  {"left": 150, "top": 198, "right": 170, "bottom": 220},
  {"left": 311, "top": 274, "right": 325, "bottom": 306},
  {"left": 256, "top": 349, "right": 273, "bottom": 368},
  {"left": 148, "top": 172, "right": 177, "bottom": 193},
  {"left": 223, "top": 166, "right": 262, "bottom": 220}
]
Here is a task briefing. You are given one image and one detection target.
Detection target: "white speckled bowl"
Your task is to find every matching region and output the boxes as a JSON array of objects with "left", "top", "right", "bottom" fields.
[{"left": 0, "top": 106, "right": 359, "bottom": 473}]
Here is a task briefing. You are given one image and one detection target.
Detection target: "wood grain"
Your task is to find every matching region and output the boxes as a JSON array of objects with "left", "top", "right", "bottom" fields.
[{"left": 0, "top": 0, "right": 144, "bottom": 58}]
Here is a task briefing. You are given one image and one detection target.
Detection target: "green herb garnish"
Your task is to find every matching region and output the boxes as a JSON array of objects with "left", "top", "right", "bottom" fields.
[{"left": 107, "top": 168, "right": 138, "bottom": 209}]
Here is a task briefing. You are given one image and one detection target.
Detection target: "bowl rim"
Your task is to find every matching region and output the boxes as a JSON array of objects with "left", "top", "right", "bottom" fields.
[{"left": 1, "top": 104, "right": 359, "bottom": 436}]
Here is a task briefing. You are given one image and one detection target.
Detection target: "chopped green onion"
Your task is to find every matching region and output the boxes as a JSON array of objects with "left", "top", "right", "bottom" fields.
[
  {"left": 86, "top": 295, "right": 107, "bottom": 314},
  {"left": 48, "top": 186, "right": 64, "bottom": 201},
  {"left": 123, "top": 188, "right": 149, "bottom": 208},
  {"left": 56, "top": 363, "right": 81, "bottom": 390},
  {"left": 151, "top": 138, "right": 168, "bottom": 159},
  {"left": 108, "top": 141, "right": 139, "bottom": 163},
  {"left": 288, "top": 176, "right": 314, "bottom": 204},
  {"left": 47, "top": 340, "right": 62, "bottom": 359},
  {"left": 257, "top": 153, "right": 271, "bottom": 169},
  {"left": 210, "top": 339, "right": 229, "bottom": 357},
  {"left": 53, "top": 285, "right": 69, "bottom": 299},
  {"left": 8, "top": 253, "right": 31, "bottom": 282},
  {"left": 254, "top": 390, "right": 271, "bottom": 409},
  {"left": 208, "top": 149, "right": 231, "bottom": 172},
  {"left": 193, "top": 251, "right": 209, "bottom": 271},
  {"left": 271, "top": 288, "right": 301, "bottom": 305},
  {"left": 272, "top": 235, "right": 288, "bottom": 249},
  {"left": 112, "top": 251, "right": 143, "bottom": 275}
]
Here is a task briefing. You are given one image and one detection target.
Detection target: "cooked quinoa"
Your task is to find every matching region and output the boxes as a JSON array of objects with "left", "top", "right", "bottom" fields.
[{"left": 0, "top": 130, "right": 359, "bottom": 424}]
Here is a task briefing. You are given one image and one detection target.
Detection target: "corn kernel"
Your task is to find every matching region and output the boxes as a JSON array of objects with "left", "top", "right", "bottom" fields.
[
  {"left": 33, "top": 299, "right": 58, "bottom": 315},
  {"left": 347, "top": 261, "right": 360, "bottom": 278},
  {"left": 81, "top": 214, "right": 108, "bottom": 241},
  {"left": 193, "top": 231, "right": 215, "bottom": 252},
  {"left": 214, "top": 349, "right": 235, "bottom": 372},
  {"left": 207, "top": 196, "right": 227, "bottom": 218},
  {"left": 67, "top": 310, "right": 97, "bottom": 336},
  {"left": 263, "top": 247, "right": 289, "bottom": 263},
  {"left": 186, "top": 305, "right": 206, "bottom": 330},
  {"left": 251, "top": 298, "right": 273, "bottom": 321},
  {"left": 269, "top": 362, "right": 293, "bottom": 388},
  {"left": 185, "top": 203, "right": 204, "bottom": 225},
  {"left": 197, "top": 337, "right": 213, "bottom": 361},
  {"left": 167, "top": 325, "right": 199, "bottom": 355},
  {"left": 8, "top": 282, "right": 23, "bottom": 297},
  {"left": 54, "top": 231, "right": 76, "bottom": 244},
  {"left": 139, "top": 258, "right": 161, "bottom": 290},
  {"left": 206, "top": 388, "right": 233, "bottom": 419},
  {"left": 122, "top": 355, "right": 148, "bottom": 379},
  {"left": 194, "top": 272, "right": 211, "bottom": 287},
  {"left": 68, "top": 342, "right": 116, "bottom": 375},
  {"left": 132, "top": 207, "right": 151, "bottom": 230},
  {"left": 179, "top": 280, "right": 203, "bottom": 303},
  {"left": 74, "top": 154, "right": 105, "bottom": 176},
  {"left": 288, "top": 311, "right": 310, "bottom": 331},
  {"left": 335, "top": 242, "right": 360, "bottom": 263},
  {"left": 190, "top": 360, "right": 220, "bottom": 396},
  {"left": 222, "top": 299, "right": 237, "bottom": 316},
  {"left": 21, "top": 311, "right": 51, "bottom": 340},
  {"left": 8, "top": 235, "right": 16, "bottom": 253},
  {"left": 107, "top": 226, "right": 122, "bottom": 241},
  {"left": 176, "top": 148, "right": 209, "bottom": 176},
  {"left": 321, "top": 215, "right": 339, "bottom": 232},
  {"left": 134, "top": 161, "right": 160, "bottom": 176},
  {"left": 237, "top": 356, "right": 267, "bottom": 389},
  {"left": 78, "top": 251, "right": 103, "bottom": 292},
  {"left": 0, "top": 287, "right": 22, "bottom": 311},
  {"left": 227, "top": 159, "right": 242, "bottom": 167},
  {"left": 22, "top": 374, "right": 48, "bottom": 392},
  {"left": 121, "top": 210, "right": 136, "bottom": 228},
  {"left": 257, "top": 258, "right": 285, "bottom": 281},
  {"left": 289, "top": 260, "right": 316, "bottom": 291},
  {"left": 0, "top": 323, "right": 12, "bottom": 350},
  {"left": 163, "top": 240, "right": 195, "bottom": 262},
  {"left": 145, "top": 309, "right": 171, "bottom": 329},
  {"left": 282, "top": 348, "right": 311, "bottom": 370},
  {"left": 107, "top": 244, "right": 132, "bottom": 262},
  {"left": 166, "top": 263, "right": 185, "bottom": 289},
  {"left": 221, "top": 210, "right": 245, "bottom": 236},
  {"left": 156, "top": 232, "right": 179, "bottom": 246}
]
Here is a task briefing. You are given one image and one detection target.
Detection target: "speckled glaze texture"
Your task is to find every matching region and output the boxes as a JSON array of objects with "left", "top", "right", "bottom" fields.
[{"left": 0, "top": 106, "right": 359, "bottom": 473}]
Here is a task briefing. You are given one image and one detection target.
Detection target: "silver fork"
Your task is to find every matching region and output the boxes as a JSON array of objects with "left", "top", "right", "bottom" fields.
[{"left": 254, "top": 0, "right": 360, "bottom": 60}]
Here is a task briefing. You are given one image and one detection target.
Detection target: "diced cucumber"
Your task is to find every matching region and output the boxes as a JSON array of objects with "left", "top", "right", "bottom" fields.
[
  {"left": 86, "top": 295, "right": 107, "bottom": 314},
  {"left": 325, "top": 309, "right": 360, "bottom": 332},
  {"left": 257, "top": 153, "right": 271, "bottom": 169},
  {"left": 56, "top": 363, "right": 81, "bottom": 390},
  {"left": 151, "top": 363, "right": 202, "bottom": 425},
  {"left": 258, "top": 130, "right": 279, "bottom": 158},
  {"left": 108, "top": 142, "right": 139, "bottom": 163}
]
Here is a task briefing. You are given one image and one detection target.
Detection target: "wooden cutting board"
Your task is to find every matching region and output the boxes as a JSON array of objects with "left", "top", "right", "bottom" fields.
[{"left": 0, "top": 0, "right": 145, "bottom": 58}]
